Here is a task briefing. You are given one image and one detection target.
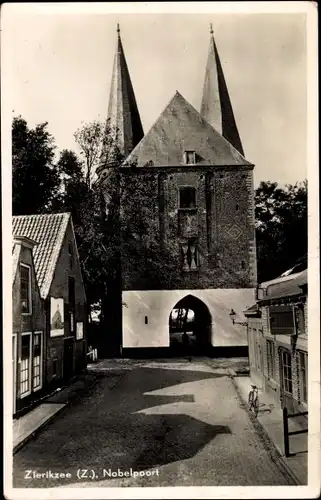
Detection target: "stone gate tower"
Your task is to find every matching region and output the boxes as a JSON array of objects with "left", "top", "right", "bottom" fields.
[{"left": 97, "top": 25, "right": 257, "bottom": 357}]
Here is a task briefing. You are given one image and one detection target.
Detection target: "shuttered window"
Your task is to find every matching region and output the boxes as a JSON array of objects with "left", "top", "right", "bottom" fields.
[{"left": 269, "top": 305, "right": 295, "bottom": 335}]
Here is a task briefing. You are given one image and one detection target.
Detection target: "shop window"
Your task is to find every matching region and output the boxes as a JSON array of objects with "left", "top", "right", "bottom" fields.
[
  {"left": 20, "top": 334, "right": 31, "bottom": 397},
  {"left": 179, "top": 187, "right": 196, "bottom": 209},
  {"left": 20, "top": 264, "right": 31, "bottom": 314}
]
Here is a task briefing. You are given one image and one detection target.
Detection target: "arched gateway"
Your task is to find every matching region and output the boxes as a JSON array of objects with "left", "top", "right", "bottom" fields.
[
  {"left": 98, "top": 26, "right": 257, "bottom": 359},
  {"left": 169, "top": 295, "right": 212, "bottom": 355}
]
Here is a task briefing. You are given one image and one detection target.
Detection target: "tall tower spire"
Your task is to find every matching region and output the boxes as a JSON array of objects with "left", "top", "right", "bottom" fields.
[
  {"left": 107, "top": 24, "right": 144, "bottom": 158},
  {"left": 200, "top": 24, "right": 244, "bottom": 156}
]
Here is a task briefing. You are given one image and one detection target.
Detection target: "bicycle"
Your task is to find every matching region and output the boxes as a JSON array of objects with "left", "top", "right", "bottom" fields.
[{"left": 248, "top": 385, "right": 259, "bottom": 417}]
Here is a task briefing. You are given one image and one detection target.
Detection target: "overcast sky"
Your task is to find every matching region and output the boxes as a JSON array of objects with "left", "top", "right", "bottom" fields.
[{"left": 4, "top": 4, "right": 308, "bottom": 186}]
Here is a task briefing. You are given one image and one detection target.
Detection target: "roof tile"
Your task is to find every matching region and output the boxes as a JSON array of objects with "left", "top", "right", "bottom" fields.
[
  {"left": 123, "top": 91, "right": 253, "bottom": 168},
  {"left": 12, "top": 213, "right": 70, "bottom": 299}
]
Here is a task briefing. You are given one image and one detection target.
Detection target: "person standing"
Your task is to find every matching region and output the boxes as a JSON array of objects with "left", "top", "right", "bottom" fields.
[{"left": 182, "top": 331, "right": 192, "bottom": 362}]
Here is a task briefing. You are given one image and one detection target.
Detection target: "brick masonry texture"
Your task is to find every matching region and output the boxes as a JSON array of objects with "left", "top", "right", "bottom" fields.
[
  {"left": 122, "top": 166, "right": 257, "bottom": 292},
  {"left": 249, "top": 300, "right": 308, "bottom": 416}
]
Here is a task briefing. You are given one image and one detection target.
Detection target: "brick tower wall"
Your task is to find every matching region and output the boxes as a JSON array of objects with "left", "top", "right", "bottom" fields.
[{"left": 121, "top": 165, "right": 257, "bottom": 291}]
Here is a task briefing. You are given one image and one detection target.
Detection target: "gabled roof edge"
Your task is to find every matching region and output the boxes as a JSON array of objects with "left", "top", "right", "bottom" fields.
[
  {"left": 69, "top": 217, "right": 87, "bottom": 304},
  {"left": 41, "top": 213, "right": 71, "bottom": 299}
]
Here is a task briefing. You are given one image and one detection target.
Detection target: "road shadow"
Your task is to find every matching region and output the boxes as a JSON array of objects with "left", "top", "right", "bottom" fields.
[{"left": 13, "top": 366, "right": 231, "bottom": 488}]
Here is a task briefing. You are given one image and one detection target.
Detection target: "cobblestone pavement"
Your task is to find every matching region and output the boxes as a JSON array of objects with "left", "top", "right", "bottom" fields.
[{"left": 13, "top": 358, "right": 296, "bottom": 488}]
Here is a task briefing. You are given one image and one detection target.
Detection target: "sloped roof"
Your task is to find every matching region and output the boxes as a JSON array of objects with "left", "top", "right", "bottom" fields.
[
  {"left": 12, "top": 213, "right": 70, "bottom": 299},
  {"left": 12, "top": 243, "right": 21, "bottom": 284},
  {"left": 200, "top": 28, "right": 244, "bottom": 156},
  {"left": 260, "top": 269, "right": 307, "bottom": 303},
  {"left": 106, "top": 25, "right": 144, "bottom": 158},
  {"left": 123, "top": 91, "right": 253, "bottom": 168},
  {"left": 244, "top": 303, "right": 261, "bottom": 317}
]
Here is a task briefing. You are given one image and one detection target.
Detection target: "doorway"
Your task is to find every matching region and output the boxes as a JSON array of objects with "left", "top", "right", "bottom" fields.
[
  {"left": 169, "top": 295, "right": 212, "bottom": 355},
  {"left": 63, "top": 337, "right": 74, "bottom": 383}
]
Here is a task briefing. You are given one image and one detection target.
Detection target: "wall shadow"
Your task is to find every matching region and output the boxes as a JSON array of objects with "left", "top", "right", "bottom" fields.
[{"left": 13, "top": 367, "right": 231, "bottom": 487}]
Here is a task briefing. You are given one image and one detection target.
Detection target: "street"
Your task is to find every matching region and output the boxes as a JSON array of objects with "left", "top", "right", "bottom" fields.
[{"left": 13, "top": 358, "right": 295, "bottom": 488}]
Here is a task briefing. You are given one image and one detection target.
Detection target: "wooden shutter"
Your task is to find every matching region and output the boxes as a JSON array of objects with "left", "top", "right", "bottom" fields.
[{"left": 269, "top": 305, "right": 295, "bottom": 335}]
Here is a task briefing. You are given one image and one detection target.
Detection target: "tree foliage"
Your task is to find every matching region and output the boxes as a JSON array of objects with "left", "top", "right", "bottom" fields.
[
  {"left": 12, "top": 116, "right": 308, "bottom": 333},
  {"left": 12, "top": 117, "right": 60, "bottom": 215},
  {"left": 255, "top": 180, "right": 307, "bottom": 282}
]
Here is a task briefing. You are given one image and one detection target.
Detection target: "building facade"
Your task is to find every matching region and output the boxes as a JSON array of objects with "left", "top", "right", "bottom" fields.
[
  {"left": 12, "top": 213, "right": 87, "bottom": 416},
  {"left": 12, "top": 236, "right": 46, "bottom": 415},
  {"left": 246, "top": 269, "right": 308, "bottom": 419},
  {"left": 97, "top": 26, "right": 257, "bottom": 356}
]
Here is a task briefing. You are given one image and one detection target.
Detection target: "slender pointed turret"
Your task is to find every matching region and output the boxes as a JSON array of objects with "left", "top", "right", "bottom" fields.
[
  {"left": 107, "top": 24, "right": 144, "bottom": 158},
  {"left": 200, "top": 24, "right": 244, "bottom": 156}
]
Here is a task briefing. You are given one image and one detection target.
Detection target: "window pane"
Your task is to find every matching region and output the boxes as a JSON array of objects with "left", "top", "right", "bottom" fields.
[
  {"left": 20, "top": 337, "right": 30, "bottom": 395},
  {"left": 20, "top": 266, "right": 30, "bottom": 313},
  {"left": 179, "top": 187, "right": 196, "bottom": 209},
  {"left": 21, "top": 335, "right": 30, "bottom": 359},
  {"left": 21, "top": 266, "right": 29, "bottom": 281}
]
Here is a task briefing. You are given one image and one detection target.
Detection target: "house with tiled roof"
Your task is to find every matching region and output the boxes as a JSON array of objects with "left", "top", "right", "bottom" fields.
[
  {"left": 12, "top": 213, "right": 87, "bottom": 416},
  {"left": 245, "top": 266, "right": 308, "bottom": 419},
  {"left": 96, "top": 25, "right": 256, "bottom": 357}
]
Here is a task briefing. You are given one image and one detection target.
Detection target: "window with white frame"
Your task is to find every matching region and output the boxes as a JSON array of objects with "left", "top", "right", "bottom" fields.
[
  {"left": 20, "top": 264, "right": 31, "bottom": 314},
  {"left": 299, "top": 351, "right": 308, "bottom": 403},
  {"left": 281, "top": 349, "right": 293, "bottom": 394},
  {"left": 33, "top": 332, "right": 42, "bottom": 390},
  {"left": 20, "top": 333, "right": 31, "bottom": 397},
  {"left": 266, "top": 340, "right": 276, "bottom": 380}
]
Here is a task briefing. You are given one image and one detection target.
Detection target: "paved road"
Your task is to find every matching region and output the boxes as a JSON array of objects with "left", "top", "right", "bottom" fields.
[{"left": 13, "top": 359, "right": 295, "bottom": 488}]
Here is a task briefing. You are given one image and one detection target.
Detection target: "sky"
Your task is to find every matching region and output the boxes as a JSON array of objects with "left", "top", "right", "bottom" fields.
[{"left": 3, "top": 4, "right": 309, "bottom": 186}]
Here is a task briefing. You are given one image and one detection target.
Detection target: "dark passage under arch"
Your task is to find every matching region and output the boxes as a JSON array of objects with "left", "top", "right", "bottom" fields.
[{"left": 169, "top": 295, "right": 212, "bottom": 356}]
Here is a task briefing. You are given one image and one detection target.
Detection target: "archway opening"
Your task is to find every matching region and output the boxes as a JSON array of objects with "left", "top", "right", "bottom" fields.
[{"left": 169, "top": 295, "right": 212, "bottom": 356}]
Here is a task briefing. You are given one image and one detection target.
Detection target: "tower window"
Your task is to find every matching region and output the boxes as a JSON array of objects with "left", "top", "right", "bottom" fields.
[
  {"left": 145, "top": 316, "right": 148, "bottom": 325},
  {"left": 241, "top": 260, "right": 246, "bottom": 269},
  {"left": 179, "top": 186, "right": 196, "bottom": 209},
  {"left": 184, "top": 151, "right": 196, "bottom": 165},
  {"left": 235, "top": 204, "right": 239, "bottom": 211}
]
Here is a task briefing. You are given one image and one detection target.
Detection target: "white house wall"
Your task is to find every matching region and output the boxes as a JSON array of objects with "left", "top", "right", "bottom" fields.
[{"left": 122, "top": 288, "right": 255, "bottom": 348}]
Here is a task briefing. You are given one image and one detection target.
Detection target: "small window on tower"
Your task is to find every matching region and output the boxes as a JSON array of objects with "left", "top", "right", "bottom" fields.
[
  {"left": 184, "top": 151, "right": 196, "bottom": 165},
  {"left": 179, "top": 187, "right": 196, "bottom": 209}
]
